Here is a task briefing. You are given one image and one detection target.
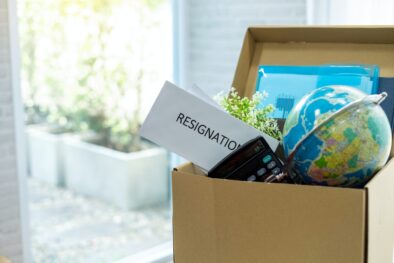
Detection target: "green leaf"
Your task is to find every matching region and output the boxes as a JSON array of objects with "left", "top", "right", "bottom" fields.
[{"left": 215, "top": 88, "right": 282, "bottom": 141}]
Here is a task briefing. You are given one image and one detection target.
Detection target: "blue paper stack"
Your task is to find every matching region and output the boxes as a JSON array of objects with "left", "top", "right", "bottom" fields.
[{"left": 256, "top": 65, "right": 380, "bottom": 119}]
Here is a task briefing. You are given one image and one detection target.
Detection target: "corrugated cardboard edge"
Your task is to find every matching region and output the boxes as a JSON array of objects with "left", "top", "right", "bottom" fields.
[
  {"left": 232, "top": 29, "right": 254, "bottom": 96},
  {"left": 248, "top": 25, "right": 394, "bottom": 43}
]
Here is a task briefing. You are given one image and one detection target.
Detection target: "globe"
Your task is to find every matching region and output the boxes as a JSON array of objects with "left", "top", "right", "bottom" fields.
[{"left": 283, "top": 85, "right": 392, "bottom": 187}]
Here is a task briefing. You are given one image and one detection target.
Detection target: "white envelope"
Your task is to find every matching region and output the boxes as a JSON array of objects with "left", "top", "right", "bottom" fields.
[{"left": 140, "top": 81, "right": 279, "bottom": 171}]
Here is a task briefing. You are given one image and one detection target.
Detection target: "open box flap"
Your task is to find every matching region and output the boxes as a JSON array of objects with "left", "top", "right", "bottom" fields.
[
  {"left": 233, "top": 26, "right": 394, "bottom": 99},
  {"left": 247, "top": 26, "right": 394, "bottom": 44}
]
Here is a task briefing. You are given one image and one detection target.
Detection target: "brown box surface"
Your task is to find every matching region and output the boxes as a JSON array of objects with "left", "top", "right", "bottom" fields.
[{"left": 172, "top": 26, "right": 394, "bottom": 263}]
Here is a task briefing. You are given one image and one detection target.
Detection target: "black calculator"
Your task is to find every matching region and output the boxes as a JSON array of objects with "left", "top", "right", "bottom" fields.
[{"left": 208, "top": 136, "right": 288, "bottom": 183}]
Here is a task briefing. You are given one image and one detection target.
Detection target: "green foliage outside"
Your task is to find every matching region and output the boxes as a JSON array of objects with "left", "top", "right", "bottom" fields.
[
  {"left": 19, "top": 0, "right": 167, "bottom": 152},
  {"left": 215, "top": 88, "right": 282, "bottom": 141}
]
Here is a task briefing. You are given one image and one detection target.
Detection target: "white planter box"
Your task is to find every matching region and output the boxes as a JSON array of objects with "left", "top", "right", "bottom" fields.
[
  {"left": 63, "top": 135, "right": 169, "bottom": 210},
  {"left": 27, "top": 125, "right": 65, "bottom": 186}
]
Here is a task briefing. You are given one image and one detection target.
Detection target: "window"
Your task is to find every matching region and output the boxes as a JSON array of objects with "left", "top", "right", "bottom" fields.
[{"left": 18, "top": 0, "right": 173, "bottom": 261}]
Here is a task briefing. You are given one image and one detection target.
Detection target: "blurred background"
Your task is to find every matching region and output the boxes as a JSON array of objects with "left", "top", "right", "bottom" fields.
[{"left": 1, "top": 0, "right": 393, "bottom": 262}]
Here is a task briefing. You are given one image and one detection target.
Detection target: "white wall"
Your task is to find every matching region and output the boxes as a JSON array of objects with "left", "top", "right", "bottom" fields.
[
  {"left": 176, "top": 0, "right": 307, "bottom": 96},
  {"left": 309, "top": 0, "right": 394, "bottom": 24},
  {"left": 0, "top": 0, "right": 28, "bottom": 262}
]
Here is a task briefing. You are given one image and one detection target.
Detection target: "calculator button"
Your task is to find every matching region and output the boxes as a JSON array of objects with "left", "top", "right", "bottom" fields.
[
  {"left": 267, "top": 161, "right": 276, "bottom": 169},
  {"left": 272, "top": 167, "right": 281, "bottom": 174},
  {"left": 247, "top": 175, "right": 257, "bottom": 181},
  {"left": 257, "top": 167, "right": 267, "bottom": 176},
  {"left": 262, "top": 155, "right": 272, "bottom": 163}
]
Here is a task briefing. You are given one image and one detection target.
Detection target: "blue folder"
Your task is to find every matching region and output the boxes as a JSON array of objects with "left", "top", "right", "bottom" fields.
[{"left": 256, "top": 65, "right": 379, "bottom": 119}]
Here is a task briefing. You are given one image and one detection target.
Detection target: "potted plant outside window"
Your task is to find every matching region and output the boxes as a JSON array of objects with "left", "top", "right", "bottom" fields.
[{"left": 21, "top": 0, "right": 170, "bottom": 209}]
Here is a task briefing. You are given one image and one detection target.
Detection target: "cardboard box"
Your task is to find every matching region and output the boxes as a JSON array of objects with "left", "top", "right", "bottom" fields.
[
  {"left": 172, "top": 26, "right": 394, "bottom": 263},
  {"left": 0, "top": 257, "right": 11, "bottom": 263}
]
